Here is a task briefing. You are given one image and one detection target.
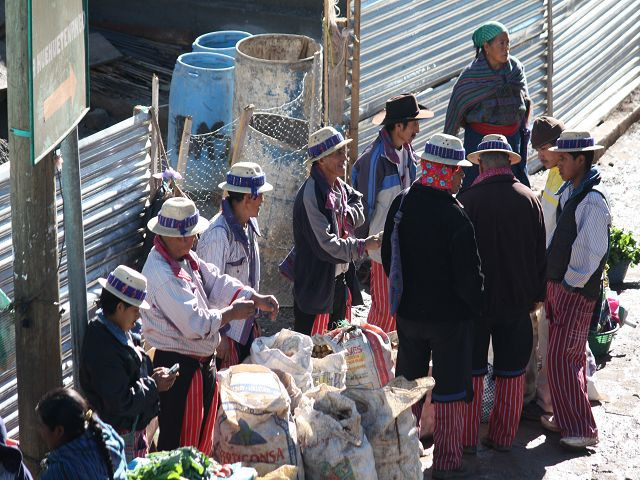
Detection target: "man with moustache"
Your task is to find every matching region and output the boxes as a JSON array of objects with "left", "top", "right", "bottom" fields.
[{"left": 352, "top": 93, "right": 434, "bottom": 332}]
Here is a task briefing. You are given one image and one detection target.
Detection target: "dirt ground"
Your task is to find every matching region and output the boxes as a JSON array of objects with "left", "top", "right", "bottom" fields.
[{"left": 261, "top": 118, "right": 640, "bottom": 480}]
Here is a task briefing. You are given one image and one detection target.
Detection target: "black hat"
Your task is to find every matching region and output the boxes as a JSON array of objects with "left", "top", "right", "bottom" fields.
[{"left": 371, "top": 93, "right": 434, "bottom": 126}]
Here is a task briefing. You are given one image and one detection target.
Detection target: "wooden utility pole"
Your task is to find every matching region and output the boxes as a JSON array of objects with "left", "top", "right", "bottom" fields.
[{"left": 6, "top": 0, "right": 63, "bottom": 473}]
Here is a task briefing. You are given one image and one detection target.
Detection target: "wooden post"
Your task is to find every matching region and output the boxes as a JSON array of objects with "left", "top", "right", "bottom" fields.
[
  {"left": 175, "top": 115, "right": 192, "bottom": 187},
  {"left": 230, "top": 104, "right": 255, "bottom": 166},
  {"left": 150, "top": 74, "right": 160, "bottom": 198},
  {"left": 546, "top": 0, "right": 554, "bottom": 116},
  {"left": 323, "top": 0, "right": 331, "bottom": 125},
  {"left": 60, "top": 128, "right": 88, "bottom": 393},
  {"left": 348, "top": 0, "right": 362, "bottom": 166},
  {"left": 6, "top": 0, "right": 62, "bottom": 473}
]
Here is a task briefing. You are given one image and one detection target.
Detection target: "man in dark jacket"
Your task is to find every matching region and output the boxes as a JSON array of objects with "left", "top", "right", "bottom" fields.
[
  {"left": 352, "top": 93, "right": 433, "bottom": 332},
  {"left": 80, "top": 265, "right": 177, "bottom": 461},
  {"left": 292, "top": 126, "right": 382, "bottom": 335},
  {"left": 382, "top": 133, "right": 483, "bottom": 479},
  {"left": 458, "top": 134, "right": 546, "bottom": 453}
]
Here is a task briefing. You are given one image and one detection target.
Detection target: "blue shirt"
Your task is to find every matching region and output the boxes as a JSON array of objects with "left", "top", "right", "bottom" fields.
[{"left": 41, "top": 418, "right": 127, "bottom": 480}]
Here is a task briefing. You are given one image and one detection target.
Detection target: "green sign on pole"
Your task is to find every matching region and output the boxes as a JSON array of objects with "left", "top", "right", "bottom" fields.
[{"left": 27, "top": 0, "right": 89, "bottom": 164}]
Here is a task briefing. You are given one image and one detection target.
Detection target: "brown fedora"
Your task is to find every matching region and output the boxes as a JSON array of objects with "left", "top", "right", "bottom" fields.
[{"left": 371, "top": 93, "right": 434, "bottom": 126}]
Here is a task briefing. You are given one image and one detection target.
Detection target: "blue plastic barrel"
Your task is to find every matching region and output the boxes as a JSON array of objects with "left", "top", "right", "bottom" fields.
[
  {"left": 192, "top": 30, "right": 252, "bottom": 58},
  {"left": 168, "top": 52, "right": 234, "bottom": 192}
]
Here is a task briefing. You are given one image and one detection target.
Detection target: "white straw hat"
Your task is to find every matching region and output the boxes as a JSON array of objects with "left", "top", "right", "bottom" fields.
[
  {"left": 548, "top": 130, "right": 604, "bottom": 152},
  {"left": 98, "top": 265, "right": 150, "bottom": 309},
  {"left": 467, "top": 134, "right": 521, "bottom": 165},
  {"left": 306, "top": 126, "right": 352, "bottom": 163},
  {"left": 420, "top": 133, "right": 472, "bottom": 167},
  {"left": 218, "top": 162, "right": 273, "bottom": 196},
  {"left": 147, "top": 197, "right": 210, "bottom": 237}
]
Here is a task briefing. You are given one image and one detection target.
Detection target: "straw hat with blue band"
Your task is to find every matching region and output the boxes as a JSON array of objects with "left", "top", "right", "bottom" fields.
[
  {"left": 218, "top": 162, "right": 274, "bottom": 197},
  {"left": 421, "top": 133, "right": 472, "bottom": 167},
  {"left": 98, "top": 265, "right": 150, "bottom": 309},
  {"left": 548, "top": 131, "right": 604, "bottom": 153},
  {"left": 148, "top": 196, "right": 210, "bottom": 237},
  {"left": 307, "top": 126, "right": 352, "bottom": 163},
  {"left": 467, "top": 134, "right": 521, "bottom": 165}
]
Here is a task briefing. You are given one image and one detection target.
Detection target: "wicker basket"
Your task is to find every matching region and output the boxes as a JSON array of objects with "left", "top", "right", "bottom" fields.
[{"left": 588, "top": 326, "right": 619, "bottom": 358}]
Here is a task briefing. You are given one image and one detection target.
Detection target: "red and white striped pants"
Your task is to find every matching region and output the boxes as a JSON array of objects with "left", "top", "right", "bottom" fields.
[
  {"left": 311, "top": 289, "right": 352, "bottom": 336},
  {"left": 546, "top": 281, "right": 598, "bottom": 439},
  {"left": 367, "top": 261, "right": 396, "bottom": 333},
  {"left": 180, "top": 368, "right": 219, "bottom": 455},
  {"left": 462, "top": 374, "right": 524, "bottom": 448},
  {"left": 412, "top": 399, "right": 463, "bottom": 471}
]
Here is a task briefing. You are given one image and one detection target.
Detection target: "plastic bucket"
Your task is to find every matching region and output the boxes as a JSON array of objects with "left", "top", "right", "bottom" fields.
[{"left": 167, "top": 52, "right": 235, "bottom": 192}]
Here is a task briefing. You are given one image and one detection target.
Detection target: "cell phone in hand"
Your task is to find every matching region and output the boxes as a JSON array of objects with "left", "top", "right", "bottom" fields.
[{"left": 168, "top": 363, "right": 180, "bottom": 375}]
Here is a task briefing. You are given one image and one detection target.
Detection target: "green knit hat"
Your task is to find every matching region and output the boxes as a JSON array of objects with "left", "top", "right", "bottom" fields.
[{"left": 472, "top": 21, "right": 508, "bottom": 48}]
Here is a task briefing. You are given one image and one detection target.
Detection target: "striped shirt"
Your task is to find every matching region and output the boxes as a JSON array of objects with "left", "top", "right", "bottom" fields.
[
  {"left": 558, "top": 184, "right": 611, "bottom": 288},
  {"left": 541, "top": 167, "right": 564, "bottom": 247},
  {"left": 196, "top": 207, "right": 261, "bottom": 290},
  {"left": 141, "top": 248, "right": 254, "bottom": 357}
]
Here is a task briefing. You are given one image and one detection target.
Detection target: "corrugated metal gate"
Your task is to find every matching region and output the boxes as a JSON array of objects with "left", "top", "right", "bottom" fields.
[
  {"left": 351, "top": 0, "right": 640, "bottom": 168},
  {"left": 0, "top": 110, "right": 152, "bottom": 437}
]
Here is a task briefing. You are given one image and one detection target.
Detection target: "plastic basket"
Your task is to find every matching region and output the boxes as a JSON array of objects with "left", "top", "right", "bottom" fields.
[{"left": 588, "top": 326, "right": 619, "bottom": 358}]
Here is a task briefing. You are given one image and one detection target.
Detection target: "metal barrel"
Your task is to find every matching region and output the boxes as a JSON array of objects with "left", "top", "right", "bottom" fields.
[
  {"left": 192, "top": 30, "right": 252, "bottom": 58},
  {"left": 233, "top": 34, "right": 322, "bottom": 120}
]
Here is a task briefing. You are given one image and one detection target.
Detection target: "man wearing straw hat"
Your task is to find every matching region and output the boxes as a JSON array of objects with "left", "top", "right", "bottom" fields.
[
  {"left": 542, "top": 130, "right": 610, "bottom": 451},
  {"left": 292, "top": 126, "right": 382, "bottom": 335},
  {"left": 197, "top": 162, "right": 273, "bottom": 368},
  {"left": 352, "top": 93, "right": 434, "bottom": 333},
  {"left": 457, "top": 134, "right": 546, "bottom": 453},
  {"left": 80, "top": 265, "right": 176, "bottom": 461},
  {"left": 381, "top": 133, "right": 483, "bottom": 479},
  {"left": 141, "top": 196, "right": 279, "bottom": 453}
]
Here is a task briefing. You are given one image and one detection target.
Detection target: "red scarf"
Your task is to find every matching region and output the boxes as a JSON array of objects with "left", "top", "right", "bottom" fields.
[
  {"left": 472, "top": 166, "right": 514, "bottom": 186},
  {"left": 419, "top": 159, "right": 460, "bottom": 191},
  {"left": 153, "top": 236, "right": 199, "bottom": 282}
]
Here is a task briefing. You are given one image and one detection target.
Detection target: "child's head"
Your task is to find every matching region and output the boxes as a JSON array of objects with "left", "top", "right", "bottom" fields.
[
  {"left": 36, "top": 388, "right": 115, "bottom": 477},
  {"left": 36, "top": 388, "right": 88, "bottom": 450},
  {"left": 531, "top": 116, "right": 565, "bottom": 170}
]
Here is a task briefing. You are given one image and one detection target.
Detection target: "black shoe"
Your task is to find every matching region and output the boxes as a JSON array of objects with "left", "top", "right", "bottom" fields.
[{"left": 521, "top": 401, "right": 548, "bottom": 421}]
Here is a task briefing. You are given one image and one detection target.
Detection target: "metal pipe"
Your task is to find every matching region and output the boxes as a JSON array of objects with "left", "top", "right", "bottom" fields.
[{"left": 60, "top": 126, "right": 89, "bottom": 391}]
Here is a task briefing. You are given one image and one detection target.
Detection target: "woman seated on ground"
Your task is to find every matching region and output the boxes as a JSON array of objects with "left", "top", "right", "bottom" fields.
[
  {"left": 36, "top": 388, "right": 127, "bottom": 480},
  {"left": 79, "top": 265, "right": 177, "bottom": 461}
]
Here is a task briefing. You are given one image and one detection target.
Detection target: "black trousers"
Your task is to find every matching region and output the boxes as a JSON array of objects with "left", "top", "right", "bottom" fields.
[
  {"left": 153, "top": 350, "right": 215, "bottom": 451},
  {"left": 396, "top": 316, "right": 473, "bottom": 403},
  {"left": 471, "top": 309, "right": 533, "bottom": 378},
  {"left": 293, "top": 274, "right": 347, "bottom": 335}
]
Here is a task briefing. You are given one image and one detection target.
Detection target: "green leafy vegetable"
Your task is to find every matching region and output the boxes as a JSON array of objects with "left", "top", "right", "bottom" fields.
[
  {"left": 127, "top": 447, "right": 225, "bottom": 480},
  {"left": 608, "top": 226, "right": 640, "bottom": 267}
]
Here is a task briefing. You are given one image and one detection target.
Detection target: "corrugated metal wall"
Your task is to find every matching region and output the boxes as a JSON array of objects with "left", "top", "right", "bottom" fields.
[
  {"left": 0, "top": 110, "right": 152, "bottom": 437},
  {"left": 351, "top": 0, "right": 640, "bottom": 168},
  {"left": 552, "top": 0, "right": 640, "bottom": 129}
]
